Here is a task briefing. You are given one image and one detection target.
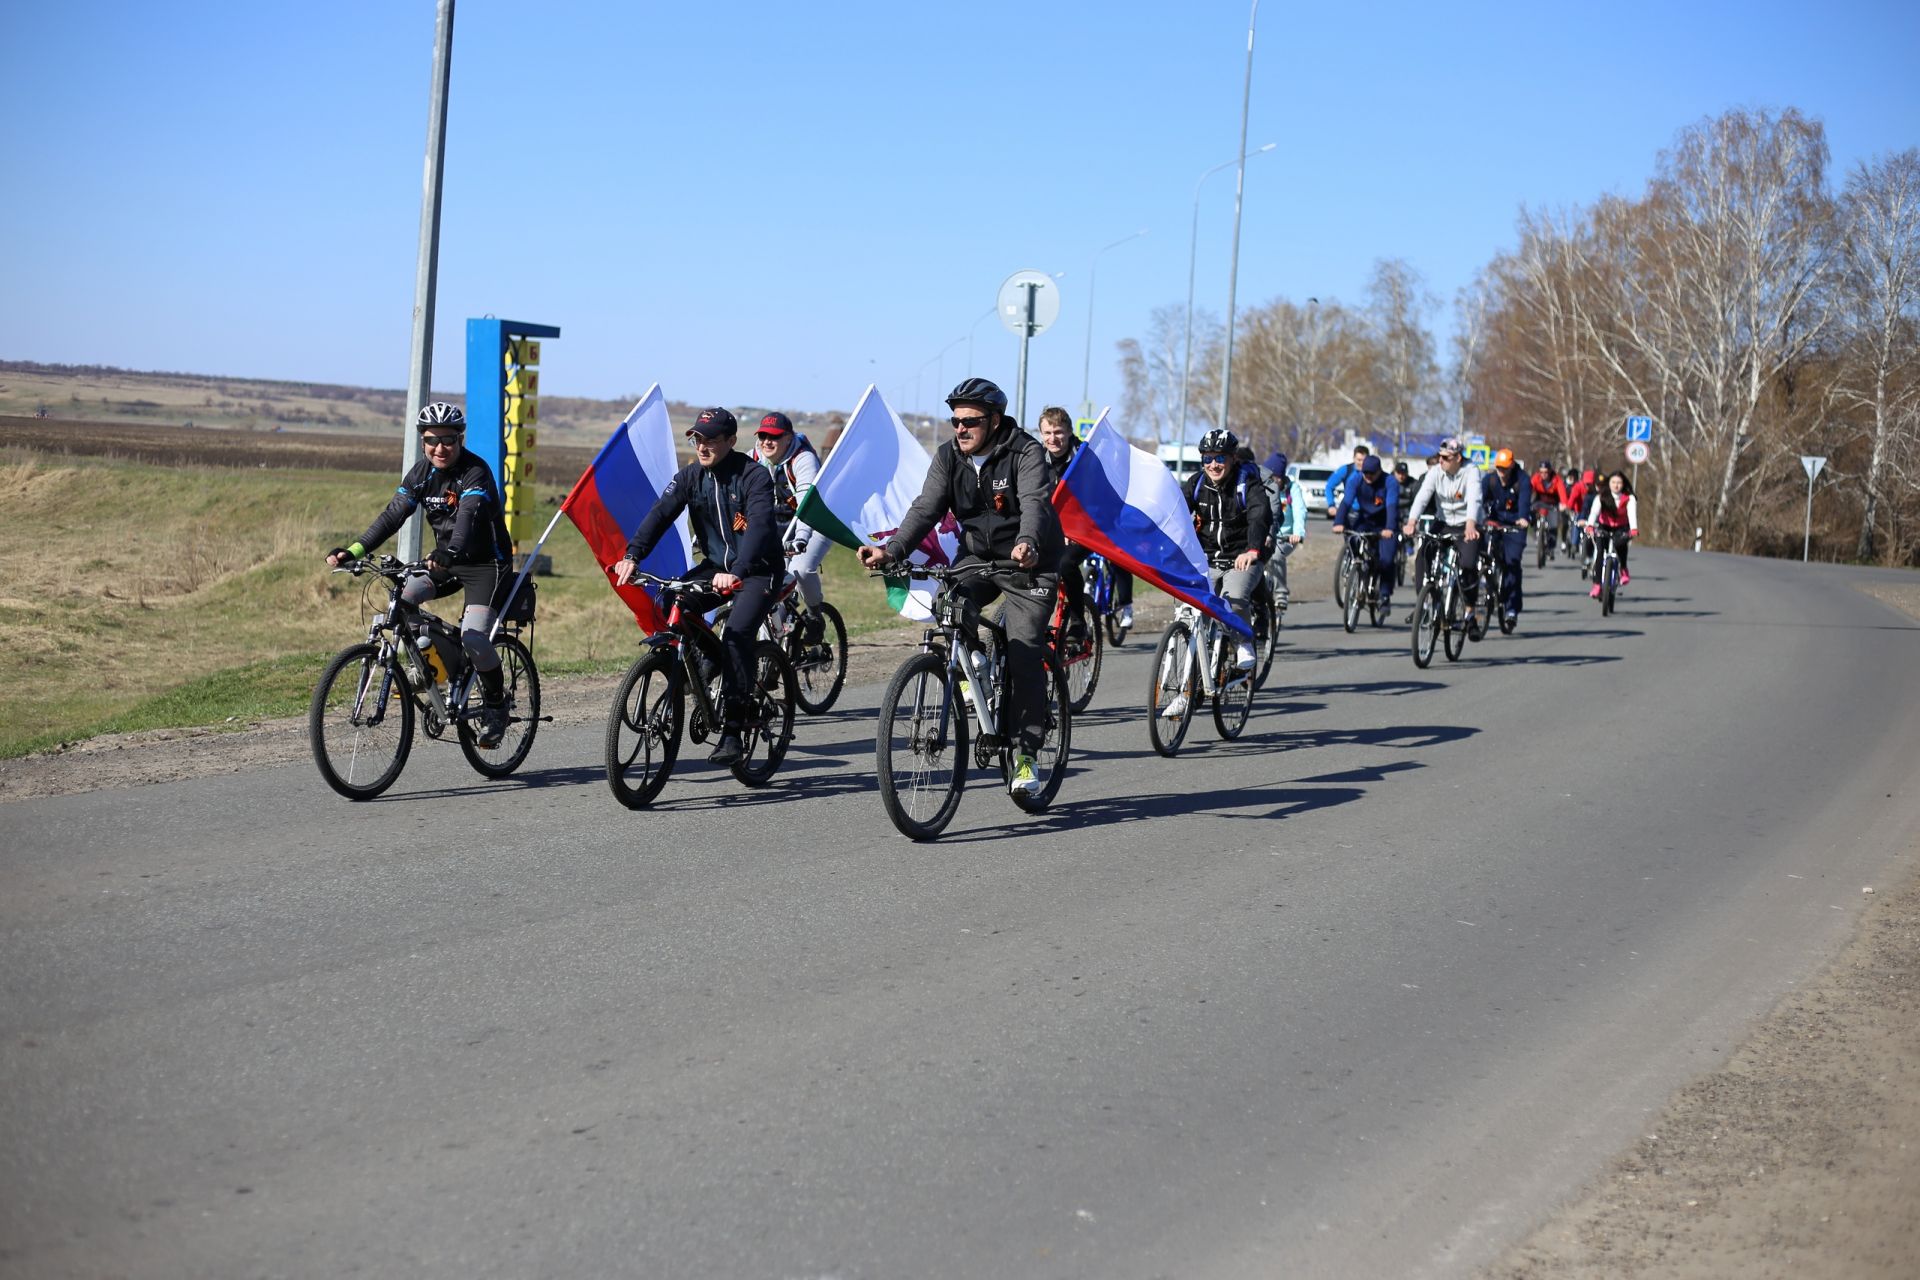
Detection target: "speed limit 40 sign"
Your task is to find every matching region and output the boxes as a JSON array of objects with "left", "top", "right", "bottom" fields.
[{"left": 1625, "top": 440, "right": 1650, "bottom": 465}]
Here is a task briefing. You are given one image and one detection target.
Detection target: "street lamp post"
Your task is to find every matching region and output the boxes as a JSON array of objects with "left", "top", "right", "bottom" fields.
[
  {"left": 1216, "top": 0, "right": 1260, "bottom": 438},
  {"left": 1081, "top": 230, "right": 1147, "bottom": 417},
  {"left": 400, "top": 0, "right": 456, "bottom": 563},
  {"left": 1179, "top": 141, "right": 1275, "bottom": 445},
  {"left": 966, "top": 305, "right": 996, "bottom": 376}
]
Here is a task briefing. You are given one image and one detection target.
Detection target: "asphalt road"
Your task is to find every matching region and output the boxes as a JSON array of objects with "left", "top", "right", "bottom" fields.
[{"left": 4, "top": 548, "right": 1918, "bottom": 1279}]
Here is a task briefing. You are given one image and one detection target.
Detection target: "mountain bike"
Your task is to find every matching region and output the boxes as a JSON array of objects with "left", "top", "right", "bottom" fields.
[
  {"left": 1408, "top": 520, "right": 1471, "bottom": 669},
  {"left": 1471, "top": 522, "right": 1517, "bottom": 641},
  {"left": 1337, "top": 530, "right": 1390, "bottom": 633},
  {"left": 1048, "top": 578, "right": 1103, "bottom": 713},
  {"left": 1147, "top": 599, "right": 1256, "bottom": 757},
  {"left": 873, "top": 561, "right": 1071, "bottom": 841},
  {"left": 604, "top": 573, "right": 797, "bottom": 807},
  {"left": 1083, "top": 552, "right": 1132, "bottom": 646},
  {"left": 309, "top": 556, "right": 542, "bottom": 800},
  {"left": 757, "top": 571, "right": 847, "bottom": 713},
  {"left": 1592, "top": 528, "right": 1629, "bottom": 616}
]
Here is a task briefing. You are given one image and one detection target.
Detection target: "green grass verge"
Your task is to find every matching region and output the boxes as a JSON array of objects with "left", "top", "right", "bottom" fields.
[{"left": 0, "top": 448, "right": 915, "bottom": 757}]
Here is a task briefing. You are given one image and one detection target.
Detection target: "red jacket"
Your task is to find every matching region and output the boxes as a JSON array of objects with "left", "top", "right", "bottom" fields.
[
  {"left": 1564, "top": 471, "right": 1597, "bottom": 516},
  {"left": 1530, "top": 473, "right": 1567, "bottom": 509}
]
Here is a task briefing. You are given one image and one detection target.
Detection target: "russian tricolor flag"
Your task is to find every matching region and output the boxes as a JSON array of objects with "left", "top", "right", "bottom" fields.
[
  {"left": 560, "top": 384, "right": 693, "bottom": 634},
  {"left": 1053, "top": 413, "right": 1253, "bottom": 639}
]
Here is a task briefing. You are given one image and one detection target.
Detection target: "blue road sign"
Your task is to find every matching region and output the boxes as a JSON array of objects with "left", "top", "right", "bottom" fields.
[{"left": 1626, "top": 415, "right": 1653, "bottom": 442}]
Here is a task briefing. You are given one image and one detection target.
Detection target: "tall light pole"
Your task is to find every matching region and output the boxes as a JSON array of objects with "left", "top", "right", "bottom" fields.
[
  {"left": 1179, "top": 141, "right": 1275, "bottom": 444},
  {"left": 1216, "top": 0, "right": 1260, "bottom": 439},
  {"left": 400, "top": 0, "right": 456, "bottom": 562},
  {"left": 931, "top": 334, "right": 966, "bottom": 404},
  {"left": 966, "top": 305, "right": 996, "bottom": 376},
  {"left": 1081, "top": 230, "right": 1147, "bottom": 417}
]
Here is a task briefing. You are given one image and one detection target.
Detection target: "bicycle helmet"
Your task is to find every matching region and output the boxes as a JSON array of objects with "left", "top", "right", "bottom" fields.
[
  {"left": 415, "top": 401, "right": 466, "bottom": 431},
  {"left": 1493, "top": 447, "right": 1514, "bottom": 469},
  {"left": 944, "top": 377, "right": 1008, "bottom": 414},
  {"left": 1198, "top": 428, "right": 1238, "bottom": 456}
]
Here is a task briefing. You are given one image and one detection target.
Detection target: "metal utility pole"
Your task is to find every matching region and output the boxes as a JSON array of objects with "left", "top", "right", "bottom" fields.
[
  {"left": 400, "top": 0, "right": 456, "bottom": 562},
  {"left": 1215, "top": 0, "right": 1259, "bottom": 438}
]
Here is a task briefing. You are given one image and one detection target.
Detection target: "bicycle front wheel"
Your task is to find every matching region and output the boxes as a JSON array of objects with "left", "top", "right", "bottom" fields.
[
  {"left": 1148, "top": 622, "right": 1198, "bottom": 757},
  {"left": 605, "top": 649, "right": 681, "bottom": 808},
  {"left": 1342, "top": 558, "right": 1363, "bottom": 634},
  {"left": 1211, "top": 644, "right": 1254, "bottom": 740},
  {"left": 791, "top": 602, "right": 848, "bottom": 714},
  {"left": 459, "top": 635, "right": 541, "bottom": 778},
  {"left": 1412, "top": 589, "right": 1440, "bottom": 669},
  {"left": 1008, "top": 661, "right": 1072, "bottom": 815},
  {"left": 310, "top": 642, "right": 413, "bottom": 800},
  {"left": 876, "top": 651, "right": 967, "bottom": 841},
  {"left": 1061, "top": 596, "right": 1103, "bottom": 713},
  {"left": 1332, "top": 543, "right": 1351, "bottom": 609}
]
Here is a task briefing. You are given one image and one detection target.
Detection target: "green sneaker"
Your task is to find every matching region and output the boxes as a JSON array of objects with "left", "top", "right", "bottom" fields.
[{"left": 1009, "top": 753, "right": 1041, "bottom": 797}]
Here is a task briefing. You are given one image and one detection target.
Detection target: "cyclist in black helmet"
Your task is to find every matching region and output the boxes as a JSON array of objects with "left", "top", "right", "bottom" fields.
[
  {"left": 326, "top": 402, "right": 514, "bottom": 746},
  {"left": 1175, "top": 428, "right": 1270, "bottom": 685},
  {"left": 857, "top": 378, "right": 1063, "bottom": 797}
]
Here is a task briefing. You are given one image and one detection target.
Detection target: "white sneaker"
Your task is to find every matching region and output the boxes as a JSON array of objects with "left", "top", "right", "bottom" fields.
[
  {"left": 1159, "top": 693, "right": 1189, "bottom": 719},
  {"left": 1235, "top": 642, "right": 1256, "bottom": 670},
  {"left": 1117, "top": 605, "right": 1134, "bottom": 627}
]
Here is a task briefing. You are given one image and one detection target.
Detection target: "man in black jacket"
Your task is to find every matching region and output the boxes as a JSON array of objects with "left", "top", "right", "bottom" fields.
[
  {"left": 327, "top": 402, "right": 514, "bottom": 747},
  {"left": 1182, "top": 428, "right": 1270, "bottom": 675},
  {"left": 614, "top": 407, "right": 778, "bottom": 766},
  {"left": 857, "top": 378, "right": 1062, "bottom": 797}
]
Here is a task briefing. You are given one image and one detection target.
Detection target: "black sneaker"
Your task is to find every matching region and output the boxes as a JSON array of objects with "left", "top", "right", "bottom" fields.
[
  {"left": 707, "top": 731, "right": 743, "bottom": 766},
  {"left": 475, "top": 700, "right": 508, "bottom": 750}
]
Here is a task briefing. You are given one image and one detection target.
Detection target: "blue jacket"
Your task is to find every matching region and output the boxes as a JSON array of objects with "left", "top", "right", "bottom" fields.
[
  {"left": 1483, "top": 466, "right": 1534, "bottom": 528},
  {"left": 1325, "top": 461, "right": 1359, "bottom": 511},
  {"left": 1333, "top": 473, "right": 1399, "bottom": 533}
]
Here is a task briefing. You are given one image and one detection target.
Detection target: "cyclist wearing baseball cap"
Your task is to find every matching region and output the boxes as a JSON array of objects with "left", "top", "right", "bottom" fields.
[
  {"left": 754, "top": 411, "right": 831, "bottom": 650},
  {"left": 614, "top": 407, "right": 778, "bottom": 766},
  {"left": 1402, "top": 435, "right": 1484, "bottom": 607}
]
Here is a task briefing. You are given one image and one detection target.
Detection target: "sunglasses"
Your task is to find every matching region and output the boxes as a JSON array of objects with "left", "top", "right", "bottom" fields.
[
  {"left": 420, "top": 434, "right": 462, "bottom": 448},
  {"left": 949, "top": 414, "right": 992, "bottom": 430},
  {"left": 1200, "top": 452, "right": 1233, "bottom": 464}
]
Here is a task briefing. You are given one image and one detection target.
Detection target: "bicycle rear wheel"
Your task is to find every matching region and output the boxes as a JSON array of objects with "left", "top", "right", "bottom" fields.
[
  {"left": 1412, "top": 588, "right": 1440, "bottom": 669},
  {"left": 1060, "top": 596, "right": 1103, "bottom": 713},
  {"left": 732, "top": 640, "right": 796, "bottom": 787},
  {"left": 876, "top": 651, "right": 967, "bottom": 841},
  {"left": 459, "top": 635, "right": 541, "bottom": 778},
  {"left": 605, "top": 649, "right": 681, "bottom": 808},
  {"left": 310, "top": 642, "right": 413, "bottom": 800},
  {"left": 1147, "top": 622, "right": 1198, "bottom": 757},
  {"left": 1251, "top": 589, "right": 1278, "bottom": 690},
  {"left": 1008, "top": 662, "right": 1071, "bottom": 814},
  {"left": 791, "top": 602, "right": 848, "bottom": 714}
]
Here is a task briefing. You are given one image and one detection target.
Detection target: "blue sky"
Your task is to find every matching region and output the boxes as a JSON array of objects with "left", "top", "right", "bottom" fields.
[{"left": 6, "top": 1, "right": 1917, "bottom": 426}]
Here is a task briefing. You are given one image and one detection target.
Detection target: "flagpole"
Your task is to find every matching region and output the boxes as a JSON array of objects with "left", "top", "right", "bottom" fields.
[{"left": 488, "top": 508, "right": 565, "bottom": 642}]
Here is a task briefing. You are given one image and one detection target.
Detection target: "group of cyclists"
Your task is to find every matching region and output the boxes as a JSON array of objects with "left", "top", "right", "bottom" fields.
[{"left": 321, "top": 381, "right": 1644, "bottom": 817}]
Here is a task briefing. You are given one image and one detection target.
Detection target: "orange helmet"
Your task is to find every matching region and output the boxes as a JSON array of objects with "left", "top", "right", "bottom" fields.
[{"left": 1493, "top": 448, "right": 1515, "bottom": 469}]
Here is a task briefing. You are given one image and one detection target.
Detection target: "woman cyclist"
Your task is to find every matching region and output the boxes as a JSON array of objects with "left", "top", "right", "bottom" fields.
[{"left": 1586, "top": 471, "right": 1639, "bottom": 597}]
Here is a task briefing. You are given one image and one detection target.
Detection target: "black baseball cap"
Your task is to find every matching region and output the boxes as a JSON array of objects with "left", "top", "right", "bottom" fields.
[
  {"left": 688, "top": 407, "right": 738, "bottom": 439},
  {"left": 756, "top": 411, "right": 793, "bottom": 436}
]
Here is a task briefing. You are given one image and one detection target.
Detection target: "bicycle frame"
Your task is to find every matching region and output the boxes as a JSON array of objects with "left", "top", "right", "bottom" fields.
[{"left": 1170, "top": 602, "right": 1232, "bottom": 700}]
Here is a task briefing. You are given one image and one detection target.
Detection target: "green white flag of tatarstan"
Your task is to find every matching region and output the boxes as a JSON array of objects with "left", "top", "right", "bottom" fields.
[{"left": 795, "top": 384, "right": 959, "bottom": 621}]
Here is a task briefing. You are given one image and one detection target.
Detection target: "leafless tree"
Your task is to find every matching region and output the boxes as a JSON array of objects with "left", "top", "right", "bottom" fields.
[{"left": 1830, "top": 149, "right": 1920, "bottom": 561}]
